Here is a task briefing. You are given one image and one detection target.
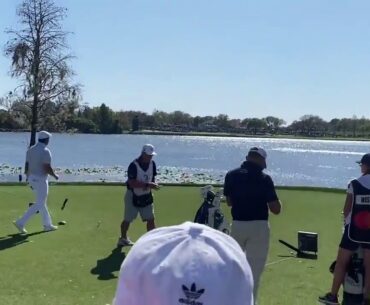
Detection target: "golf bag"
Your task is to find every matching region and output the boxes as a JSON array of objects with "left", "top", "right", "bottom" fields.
[
  {"left": 330, "top": 247, "right": 364, "bottom": 305},
  {"left": 194, "top": 185, "right": 230, "bottom": 234}
]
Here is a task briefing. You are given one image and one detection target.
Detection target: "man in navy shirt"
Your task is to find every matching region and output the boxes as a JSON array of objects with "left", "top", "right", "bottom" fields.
[
  {"left": 117, "top": 144, "right": 160, "bottom": 247},
  {"left": 224, "top": 147, "right": 282, "bottom": 304}
]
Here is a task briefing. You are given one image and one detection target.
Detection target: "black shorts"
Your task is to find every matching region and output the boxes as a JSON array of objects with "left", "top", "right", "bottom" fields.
[{"left": 339, "top": 225, "right": 370, "bottom": 250}]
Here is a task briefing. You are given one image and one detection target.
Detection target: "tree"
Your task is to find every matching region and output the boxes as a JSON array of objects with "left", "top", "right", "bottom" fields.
[
  {"left": 4, "top": 0, "right": 79, "bottom": 145},
  {"left": 97, "top": 103, "right": 114, "bottom": 134},
  {"left": 264, "top": 116, "right": 286, "bottom": 132},
  {"left": 288, "top": 115, "right": 328, "bottom": 136},
  {"left": 328, "top": 118, "right": 340, "bottom": 136},
  {"left": 214, "top": 114, "right": 230, "bottom": 129},
  {"left": 242, "top": 118, "right": 267, "bottom": 134},
  {"left": 132, "top": 115, "right": 139, "bottom": 131},
  {"left": 168, "top": 111, "right": 192, "bottom": 126},
  {"left": 0, "top": 91, "right": 29, "bottom": 129},
  {"left": 66, "top": 117, "right": 98, "bottom": 133},
  {"left": 152, "top": 110, "right": 170, "bottom": 127}
]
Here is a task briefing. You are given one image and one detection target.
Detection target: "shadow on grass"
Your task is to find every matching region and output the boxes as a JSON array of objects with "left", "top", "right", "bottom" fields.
[
  {"left": 277, "top": 253, "right": 318, "bottom": 260},
  {"left": 91, "top": 247, "right": 126, "bottom": 280},
  {"left": 0, "top": 231, "right": 46, "bottom": 251}
]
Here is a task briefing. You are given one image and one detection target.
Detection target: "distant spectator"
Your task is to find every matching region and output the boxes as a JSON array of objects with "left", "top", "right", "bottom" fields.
[{"left": 113, "top": 221, "right": 254, "bottom": 305}]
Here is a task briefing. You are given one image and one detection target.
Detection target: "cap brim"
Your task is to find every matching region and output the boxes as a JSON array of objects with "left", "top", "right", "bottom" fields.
[{"left": 144, "top": 152, "right": 157, "bottom": 156}]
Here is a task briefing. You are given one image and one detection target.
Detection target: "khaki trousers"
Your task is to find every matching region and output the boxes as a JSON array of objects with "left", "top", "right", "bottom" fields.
[{"left": 231, "top": 220, "right": 270, "bottom": 304}]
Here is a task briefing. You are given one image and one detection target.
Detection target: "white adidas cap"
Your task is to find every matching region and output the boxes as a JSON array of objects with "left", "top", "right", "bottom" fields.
[
  {"left": 141, "top": 143, "right": 157, "bottom": 156},
  {"left": 38, "top": 130, "right": 52, "bottom": 140},
  {"left": 113, "top": 222, "right": 254, "bottom": 305}
]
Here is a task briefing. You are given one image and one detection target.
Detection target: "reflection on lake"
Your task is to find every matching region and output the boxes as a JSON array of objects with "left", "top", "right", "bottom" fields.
[{"left": 1, "top": 132, "right": 369, "bottom": 188}]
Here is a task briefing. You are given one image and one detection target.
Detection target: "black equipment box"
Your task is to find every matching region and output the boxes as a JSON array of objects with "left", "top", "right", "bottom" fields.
[{"left": 298, "top": 231, "right": 318, "bottom": 254}]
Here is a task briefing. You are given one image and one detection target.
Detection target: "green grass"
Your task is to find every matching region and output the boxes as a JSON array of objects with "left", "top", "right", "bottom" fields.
[{"left": 0, "top": 185, "right": 345, "bottom": 305}]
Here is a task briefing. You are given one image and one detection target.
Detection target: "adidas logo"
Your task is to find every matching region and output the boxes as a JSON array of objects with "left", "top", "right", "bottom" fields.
[{"left": 178, "top": 283, "right": 205, "bottom": 305}]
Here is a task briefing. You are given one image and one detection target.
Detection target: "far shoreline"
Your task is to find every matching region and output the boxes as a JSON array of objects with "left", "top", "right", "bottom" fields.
[
  {"left": 0, "top": 181, "right": 346, "bottom": 192},
  {"left": 2, "top": 129, "right": 370, "bottom": 142},
  {"left": 131, "top": 130, "right": 370, "bottom": 142}
]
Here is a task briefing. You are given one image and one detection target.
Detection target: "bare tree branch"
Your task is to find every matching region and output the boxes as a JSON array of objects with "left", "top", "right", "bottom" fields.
[{"left": 3, "top": 0, "right": 80, "bottom": 145}]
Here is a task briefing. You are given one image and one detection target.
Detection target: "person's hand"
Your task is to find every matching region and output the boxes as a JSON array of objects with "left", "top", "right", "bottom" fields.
[
  {"left": 54, "top": 174, "right": 59, "bottom": 180},
  {"left": 148, "top": 182, "right": 160, "bottom": 190}
]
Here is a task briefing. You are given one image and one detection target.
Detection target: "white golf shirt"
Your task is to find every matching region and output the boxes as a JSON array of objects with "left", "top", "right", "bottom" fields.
[{"left": 26, "top": 142, "right": 52, "bottom": 179}]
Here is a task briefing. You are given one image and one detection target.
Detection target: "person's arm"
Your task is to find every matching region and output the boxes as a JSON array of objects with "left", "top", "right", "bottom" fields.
[
  {"left": 148, "top": 161, "right": 160, "bottom": 190},
  {"left": 267, "top": 200, "right": 281, "bottom": 214},
  {"left": 43, "top": 163, "right": 59, "bottom": 180},
  {"left": 24, "top": 162, "right": 29, "bottom": 176},
  {"left": 152, "top": 161, "right": 157, "bottom": 183},
  {"left": 127, "top": 162, "right": 159, "bottom": 189},
  {"left": 129, "top": 180, "right": 159, "bottom": 189},
  {"left": 128, "top": 179, "right": 149, "bottom": 188},
  {"left": 24, "top": 150, "right": 29, "bottom": 177},
  {"left": 223, "top": 172, "right": 232, "bottom": 206},
  {"left": 266, "top": 176, "right": 281, "bottom": 215},
  {"left": 342, "top": 181, "right": 354, "bottom": 219},
  {"left": 343, "top": 193, "right": 353, "bottom": 219},
  {"left": 43, "top": 149, "right": 58, "bottom": 180}
]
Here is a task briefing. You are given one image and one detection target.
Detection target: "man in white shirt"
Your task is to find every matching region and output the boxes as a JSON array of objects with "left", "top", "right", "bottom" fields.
[{"left": 13, "top": 131, "right": 59, "bottom": 233}]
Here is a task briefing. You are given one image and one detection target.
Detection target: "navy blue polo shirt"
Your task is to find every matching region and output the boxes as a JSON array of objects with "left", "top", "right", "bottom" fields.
[
  {"left": 223, "top": 161, "right": 278, "bottom": 221},
  {"left": 126, "top": 158, "right": 157, "bottom": 190}
]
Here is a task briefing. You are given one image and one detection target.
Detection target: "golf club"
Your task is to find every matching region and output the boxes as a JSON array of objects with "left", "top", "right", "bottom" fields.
[
  {"left": 61, "top": 198, "right": 68, "bottom": 210},
  {"left": 279, "top": 239, "right": 317, "bottom": 259},
  {"left": 279, "top": 239, "right": 302, "bottom": 254}
]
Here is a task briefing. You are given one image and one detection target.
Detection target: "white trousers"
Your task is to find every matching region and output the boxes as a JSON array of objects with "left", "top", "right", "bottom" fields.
[
  {"left": 18, "top": 175, "right": 52, "bottom": 227},
  {"left": 231, "top": 220, "right": 270, "bottom": 304}
]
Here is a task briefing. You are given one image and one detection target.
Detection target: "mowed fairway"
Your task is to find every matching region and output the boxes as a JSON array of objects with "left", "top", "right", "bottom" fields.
[{"left": 0, "top": 185, "right": 345, "bottom": 305}]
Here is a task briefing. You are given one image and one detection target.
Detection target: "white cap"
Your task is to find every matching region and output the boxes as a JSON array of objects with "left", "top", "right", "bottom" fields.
[
  {"left": 113, "top": 222, "right": 254, "bottom": 305},
  {"left": 248, "top": 147, "right": 267, "bottom": 159},
  {"left": 142, "top": 144, "right": 157, "bottom": 156},
  {"left": 38, "top": 130, "right": 52, "bottom": 140}
]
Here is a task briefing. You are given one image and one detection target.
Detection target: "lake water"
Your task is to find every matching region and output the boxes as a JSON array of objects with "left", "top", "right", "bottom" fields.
[{"left": 0, "top": 132, "right": 369, "bottom": 188}]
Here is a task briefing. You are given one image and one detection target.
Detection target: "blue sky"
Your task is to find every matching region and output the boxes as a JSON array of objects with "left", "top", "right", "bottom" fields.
[{"left": 1, "top": 0, "right": 370, "bottom": 123}]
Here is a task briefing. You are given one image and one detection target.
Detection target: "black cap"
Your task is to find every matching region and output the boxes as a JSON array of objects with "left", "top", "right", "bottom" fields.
[{"left": 357, "top": 153, "right": 370, "bottom": 166}]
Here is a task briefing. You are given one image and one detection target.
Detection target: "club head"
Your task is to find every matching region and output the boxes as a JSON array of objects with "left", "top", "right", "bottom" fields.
[
  {"left": 297, "top": 251, "right": 317, "bottom": 260},
  {"left": 58, "top": 220, "right": 67, "bottom": 225}
]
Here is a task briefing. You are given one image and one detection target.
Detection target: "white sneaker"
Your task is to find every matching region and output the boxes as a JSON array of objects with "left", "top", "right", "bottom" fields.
[
  {"left": 13, "top": 221, "right": 27, "bottom": 234},
  {"left": 43, "top": 225, "right": 58, "bottom": 232},
  {"left": 117, "top": 237, "right": 134, "bottom": 247}
]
